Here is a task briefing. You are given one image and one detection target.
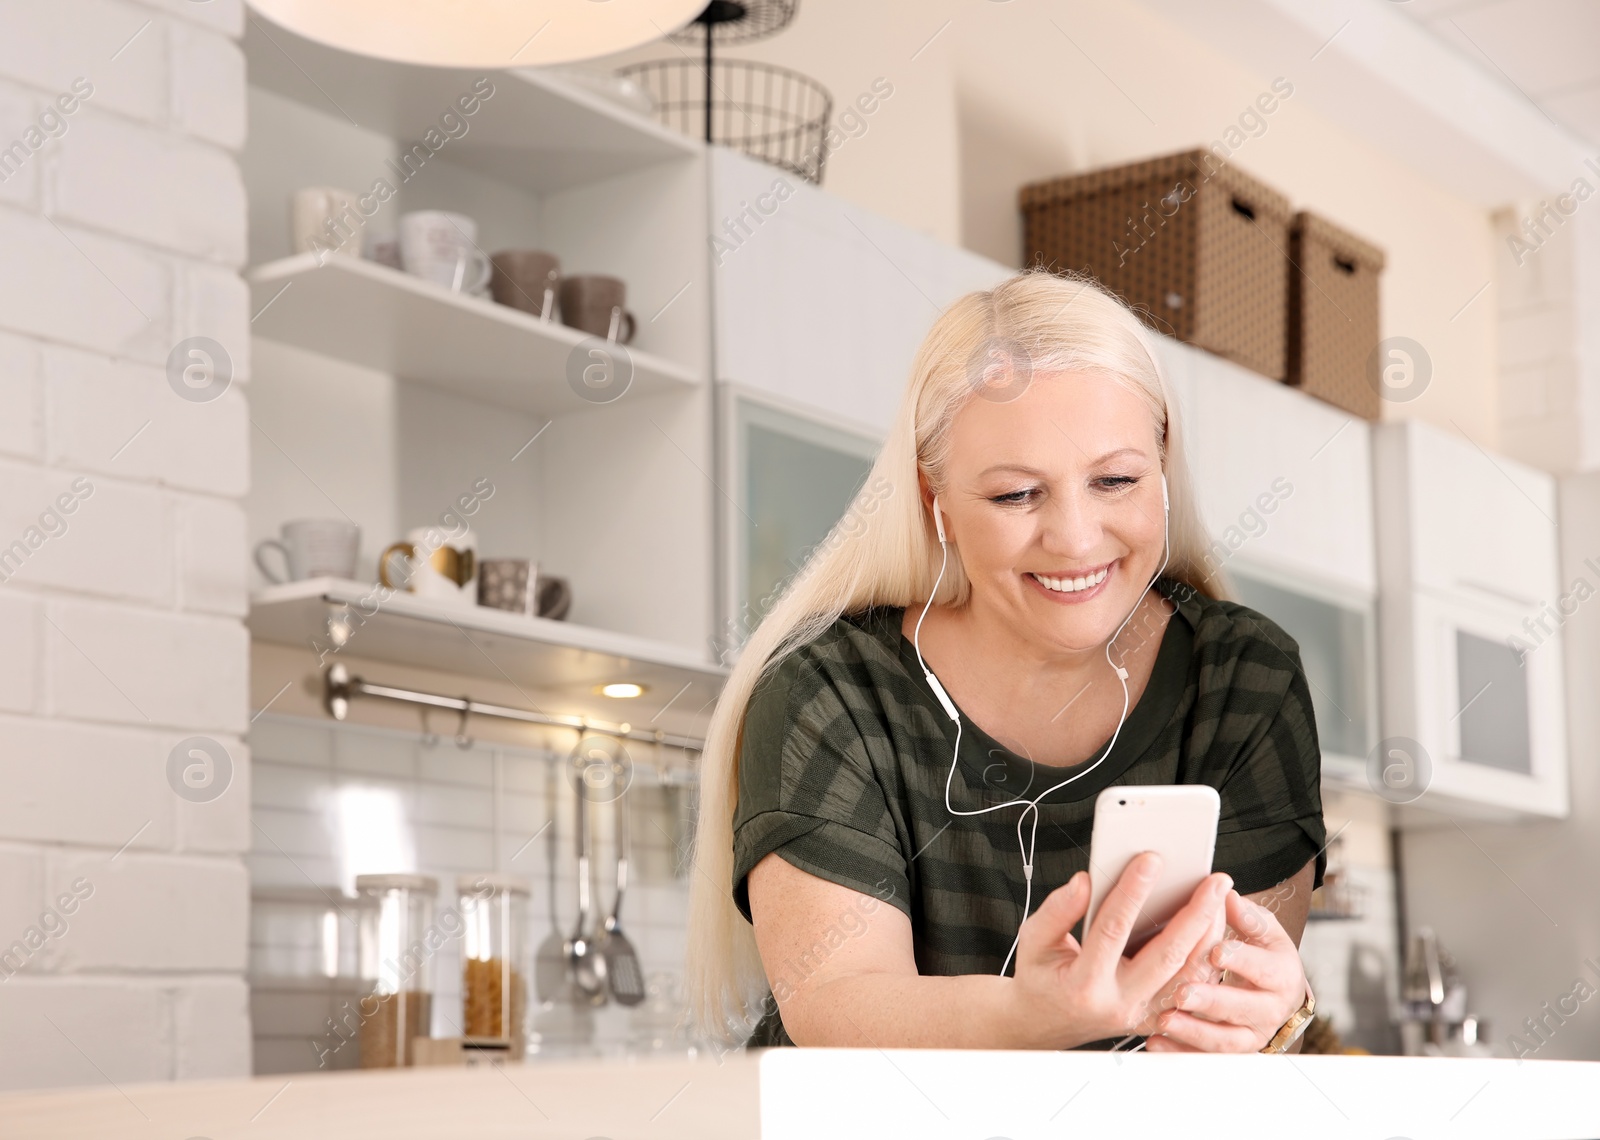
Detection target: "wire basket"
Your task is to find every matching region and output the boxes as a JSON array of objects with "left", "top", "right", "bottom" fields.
[
  {"left": 668, "top": 0, "right": 798, "bottom": 46},
  {"left": 617, "top": 58, "right": 833, "bottom": 184}
]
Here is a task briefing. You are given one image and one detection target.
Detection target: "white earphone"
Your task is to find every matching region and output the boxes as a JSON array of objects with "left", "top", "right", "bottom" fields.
[{"left": 914, "top": 472, "right": 1171, "bottom": 976}]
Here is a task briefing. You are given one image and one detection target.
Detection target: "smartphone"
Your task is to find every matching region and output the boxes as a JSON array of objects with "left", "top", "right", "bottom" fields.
[{"left": 1083, "top": 784, "right": 1220, "bottom": 955}]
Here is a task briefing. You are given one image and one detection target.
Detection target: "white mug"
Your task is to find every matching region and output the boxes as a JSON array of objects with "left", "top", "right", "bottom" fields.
[
  {"left": 399, "top": 211, "right": 491, "bottom": 295},
  {"left": 379, "top": 526, "right": 478, "bottom": 606},
  {"left": 292, "top": 186, "right": 362, "bottom": 259},
  {"left": 255, "top": 519, "right": 361, "bottom": 583}
]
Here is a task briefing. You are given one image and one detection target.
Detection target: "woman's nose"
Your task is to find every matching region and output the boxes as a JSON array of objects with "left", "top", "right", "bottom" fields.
[{"left": 1038, "top": 491, "right": 1102, "bottom": 558}]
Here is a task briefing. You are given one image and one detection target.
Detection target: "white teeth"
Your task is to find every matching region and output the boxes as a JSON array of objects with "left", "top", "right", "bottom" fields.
[{"left": 1032, "top": 566, "right": 1109, "bottom": 593}]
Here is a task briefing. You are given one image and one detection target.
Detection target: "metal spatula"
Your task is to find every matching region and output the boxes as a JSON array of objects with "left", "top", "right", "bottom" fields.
[{"left": 598, "top": 758, "right": 645, "bottom": 1006}]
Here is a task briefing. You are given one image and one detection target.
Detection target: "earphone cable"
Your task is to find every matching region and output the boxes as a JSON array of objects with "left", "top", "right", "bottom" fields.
[{"left": 915, "top": 482, "right": 1171, "bottom": 981}]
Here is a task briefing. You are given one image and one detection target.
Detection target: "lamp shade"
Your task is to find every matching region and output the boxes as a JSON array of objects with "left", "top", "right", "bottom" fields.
[{"left": 246, "top": 0, "right": 709, "bottom": 68}]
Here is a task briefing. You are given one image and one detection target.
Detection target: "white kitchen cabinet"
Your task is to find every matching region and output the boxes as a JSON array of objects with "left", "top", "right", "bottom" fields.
[
  {"left": 1374, "top": 419, "right": 1569, "bottom": 820},
  {"left": 710, "top": 148, "right": 1011, "bottom": 434},
  {"left": 1156, "top": 336, "right": 1376, "bottom": 596},
  {"left": 1152, "top": 336, "right": 1380, "bottom": 791},
  {"left": 1377, "top": 418, "right": 1559, "bottom": 610}
]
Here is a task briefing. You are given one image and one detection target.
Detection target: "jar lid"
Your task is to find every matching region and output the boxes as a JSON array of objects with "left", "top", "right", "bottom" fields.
[
  {"left": 355, "top": 873, "right": 439, "bottom": 894},
  {"left": 457, "top": 872, "right": 531, "bottom": 896}
]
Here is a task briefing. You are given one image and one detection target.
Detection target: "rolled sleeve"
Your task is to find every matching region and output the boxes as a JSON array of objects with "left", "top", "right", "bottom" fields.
[
  {"left": 731, "top": 649, "right": 911, "bottom": 923},
  {"left": 733, "top": 811, "right": 910, "bottom": 923},
  {"left": 1212, "top": 634, "right": 1327, "bottom": 896}
]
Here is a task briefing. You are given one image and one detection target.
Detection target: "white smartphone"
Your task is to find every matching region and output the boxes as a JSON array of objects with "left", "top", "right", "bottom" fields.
[{"left": 1083, "top": 785, "right": 1220, "bottom": 955}]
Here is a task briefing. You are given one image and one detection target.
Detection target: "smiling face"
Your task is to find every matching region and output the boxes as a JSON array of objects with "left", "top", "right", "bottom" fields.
[{"left": 932, "top": 369, "right": 1167, "bottom": 653}]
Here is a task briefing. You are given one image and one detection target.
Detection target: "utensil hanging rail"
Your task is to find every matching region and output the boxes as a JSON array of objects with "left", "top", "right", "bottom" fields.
[{"left": 323, "top": 663, "right": 706, "bottom": 752}]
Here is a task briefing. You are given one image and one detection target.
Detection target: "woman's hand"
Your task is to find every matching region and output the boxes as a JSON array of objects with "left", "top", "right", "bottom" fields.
[
  {"left": 1143, "top": 887, "right": 1307, "bottom": 1052},
  {"left": 1006, "top": 852, "right": 1233, "bottom": 1049}
]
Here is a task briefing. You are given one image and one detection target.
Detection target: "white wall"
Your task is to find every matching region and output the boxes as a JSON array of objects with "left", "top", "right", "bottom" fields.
[{"left": 0, "top": 0, "right": 251, "bottom": 1087}]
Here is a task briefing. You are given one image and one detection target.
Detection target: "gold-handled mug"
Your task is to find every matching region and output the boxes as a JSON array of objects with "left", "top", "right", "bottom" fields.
[{"left": 379, "top": 527, "right": 477, "bottom": 605}]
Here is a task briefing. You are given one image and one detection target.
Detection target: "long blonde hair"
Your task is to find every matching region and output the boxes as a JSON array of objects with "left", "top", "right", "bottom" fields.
[{"left": 686, "top": 270, "right": 1231, "bottom": 1042}]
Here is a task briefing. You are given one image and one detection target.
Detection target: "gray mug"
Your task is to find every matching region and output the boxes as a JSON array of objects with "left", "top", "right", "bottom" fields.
[
  {"left": 255, "top": 519, "right": 361, "bottom": 584},
  {"left": 558, "top": 275, "right": 636, "bottom": 344},
  {"left": 476, "top": 558, "right": 571, "bottom": 620}
]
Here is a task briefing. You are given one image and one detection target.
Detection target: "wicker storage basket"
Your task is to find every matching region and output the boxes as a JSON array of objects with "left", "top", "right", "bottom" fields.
[
  {"left": 1020, "top": 149, "right": 1292, "bottom": 380},
  {"left": 1287, "top": 211, "right": 1386, "bottom": 421}
]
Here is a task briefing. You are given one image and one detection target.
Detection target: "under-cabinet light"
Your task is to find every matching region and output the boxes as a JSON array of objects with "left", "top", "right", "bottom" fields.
[{"left": 597, "top": 682, "right": 645, "bottom": 699}]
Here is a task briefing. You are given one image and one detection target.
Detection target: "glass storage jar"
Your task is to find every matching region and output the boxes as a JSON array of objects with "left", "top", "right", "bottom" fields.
[
  {"left": 458, "top": 874, "right": 530, "bottom": 1059},
  {"left": 355, "top": 873, "right": 438, "bottom": 1068}
]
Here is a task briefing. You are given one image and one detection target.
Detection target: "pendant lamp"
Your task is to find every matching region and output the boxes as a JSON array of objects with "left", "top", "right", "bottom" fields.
[{"left": 246, "top": 0, "right": 709, "bottom": 68}]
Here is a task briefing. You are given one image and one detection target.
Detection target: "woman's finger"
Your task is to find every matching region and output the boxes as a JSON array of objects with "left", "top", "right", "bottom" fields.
[
  {"left": 1170, "top": 980, "right": 1284, "bottom": 1042},
  {"left": 1131, "top": 895, "right": 1226, "bottom": 1034},
  {"left": 1079, "top": 852, "right": 1165, "bottom": 970},
  {"left": 1020, "top": 870, "right": 1089, "bottom": 962},
  {"left": 1142, "top": 1033, "right": 1200, "bottom": 1052},
  {"left": 1153, "top": 1008, "right": 1263, "bottom": 1053},
  {"left": 1122, "top": 871, "right": 1231, "bottom": 994},
  {"left": 1225, "top": 889, "right": 1295, "bottom": 950},
  {"left": 1210, "top": 936, "right": 1298, "bottom": 996}
]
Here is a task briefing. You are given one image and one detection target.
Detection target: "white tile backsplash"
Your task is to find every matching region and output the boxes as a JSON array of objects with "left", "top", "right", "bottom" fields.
[{"left": 250, "top": 716, "right": 334, "bottom": 767}]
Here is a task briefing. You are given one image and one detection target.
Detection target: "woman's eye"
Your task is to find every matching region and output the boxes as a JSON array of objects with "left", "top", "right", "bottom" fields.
[
  {"left": 1097, "top": 475, "right": 1140, "bottom": 491},
  {"left": 990, "top": 488, "right": 1037, "bottom": 505}
]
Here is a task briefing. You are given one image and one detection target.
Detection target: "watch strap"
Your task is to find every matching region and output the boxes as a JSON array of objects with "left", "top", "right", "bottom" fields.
[{"left": 1260, "top": 985, "right": 1316, "bottom": 1054}]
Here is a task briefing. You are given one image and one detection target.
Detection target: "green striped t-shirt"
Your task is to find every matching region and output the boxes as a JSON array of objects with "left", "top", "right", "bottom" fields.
[{"left": 731, "top": 575, "right": 1326, "bottom": 1047}]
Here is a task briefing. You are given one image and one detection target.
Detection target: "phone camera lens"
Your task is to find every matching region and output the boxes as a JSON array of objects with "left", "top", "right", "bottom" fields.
[{"left": 1118, "top": 798, "right": 1127, "bottom": 806}]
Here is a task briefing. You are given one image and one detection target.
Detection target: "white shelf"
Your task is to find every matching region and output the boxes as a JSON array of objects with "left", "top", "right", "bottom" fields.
[
  {"left": 243, "top": 19, "right": 698, "bottom": 194},
  {"left": 248, "top": 578, "right": 727, "bottom": 726},
  {"left": 248, "top": 254, "right": 701, "bottom": 415}
]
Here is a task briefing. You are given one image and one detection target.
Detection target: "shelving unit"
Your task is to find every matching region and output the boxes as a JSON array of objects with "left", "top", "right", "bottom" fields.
[
  {"left": 243, "top": 20, "right": 697, "bottom": 195},
  {"left": 248, "top": 578, "right": 727, "bottom": 728},
  {"left": 248, "top": 254, "right": 701, "bottom": 415},
  {"left": 243, "top": 5, "right": 716, "bottom": 658}
]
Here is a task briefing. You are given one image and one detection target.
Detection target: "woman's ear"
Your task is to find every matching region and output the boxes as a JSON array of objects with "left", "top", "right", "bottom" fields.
[{"left": 917, "top": 473, "right": 946, "bottom": 544}]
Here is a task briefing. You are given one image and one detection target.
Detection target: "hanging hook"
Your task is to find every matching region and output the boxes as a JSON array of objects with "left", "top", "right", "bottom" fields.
[
  {"left": 419, "top": 706, "right": 438, "bottom": 747},
  {"left": 455, "top": 698, "right": 473, "bottom": 749}
]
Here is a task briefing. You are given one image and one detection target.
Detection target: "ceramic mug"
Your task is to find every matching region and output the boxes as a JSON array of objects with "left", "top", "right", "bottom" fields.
[
  {"left": 399, "top": 211, "right": 492, "bottom": 295},
  {"left": 477, "top": 559, "right": 572, "bottom": 620},
  {"left": 255, "top": 519, "right": 361, "bottom": 583},
  {"left": 489, "top": 250, "right": 561, "bottom": 318},
  {"left": 477, "top": 558, "right": 539, "bottom": 615},
  {"left": 558, "top": 275, "right": 636, "bottom": 343},
  {"left": 365, "top": 230, "right": 403, "bottom": 271},
  {"left": 292, "top": 186, "right": 362, "bottom": 258},
  {"left": 537, "top": 575, "right": 572, "bottom": 621},
  {"left": 379, "top": 526, "right": 478, "bottom": 604}
]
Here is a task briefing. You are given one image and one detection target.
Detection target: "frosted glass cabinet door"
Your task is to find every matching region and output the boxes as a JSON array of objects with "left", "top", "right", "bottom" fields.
[
  {"left": 1390, "top": 589, "right": 1568, "bottom": 819},
  {"left": 725, "top": 392, "right": 881, "bottom": 641},
  {"left": 1229, "top": 568, "right": 1376, "bottom": 771}
]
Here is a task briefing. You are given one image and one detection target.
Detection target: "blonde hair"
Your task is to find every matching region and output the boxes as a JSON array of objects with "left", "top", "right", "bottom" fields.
[{"left": 685, "top": 270, "right": 1231, "bottom": 1042}]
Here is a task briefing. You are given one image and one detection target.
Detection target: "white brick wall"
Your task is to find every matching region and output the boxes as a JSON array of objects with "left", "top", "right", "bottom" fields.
[
  {"left": 1495, "top": 202, "right": 1600, "bottom": 474},
  {"left": 0, "top": 0, "right": 250, "bottom": 1090}
]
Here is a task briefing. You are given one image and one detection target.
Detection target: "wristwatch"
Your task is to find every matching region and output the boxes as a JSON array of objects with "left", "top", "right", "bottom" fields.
[{"left": 1259, "top": 985, "right": 1316, "bottom": 1053}]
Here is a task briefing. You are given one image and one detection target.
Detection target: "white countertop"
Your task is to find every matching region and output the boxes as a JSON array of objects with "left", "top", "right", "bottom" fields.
[{"left": 2, "top": 1050, "right": 1597, "bottom": 1139}]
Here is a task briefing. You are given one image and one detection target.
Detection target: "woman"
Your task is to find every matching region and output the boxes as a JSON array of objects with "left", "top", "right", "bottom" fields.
[{"left": 687, "top": 271, "right": 1325, "bottom": 1052}]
